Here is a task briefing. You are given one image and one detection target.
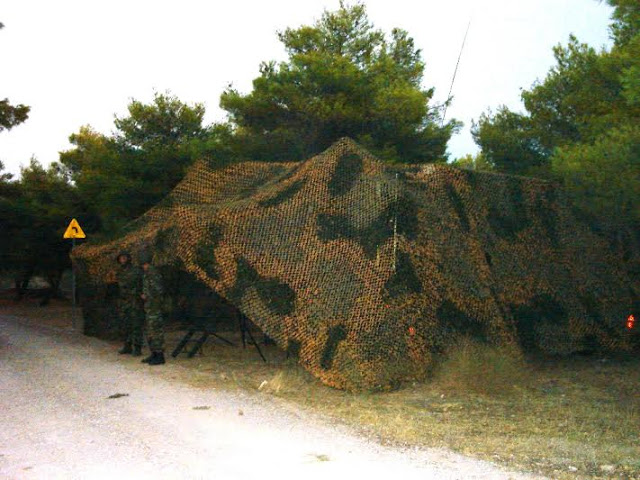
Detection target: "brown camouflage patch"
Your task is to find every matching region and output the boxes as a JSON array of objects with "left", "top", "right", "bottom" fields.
[{"left": 73, "top": 138, "right": 640, "bottom": 390}]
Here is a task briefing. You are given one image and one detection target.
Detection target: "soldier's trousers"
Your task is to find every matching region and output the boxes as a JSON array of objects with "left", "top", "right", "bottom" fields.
[
  {"left": 119, "top": 301, "right": 144, "bottom": 347},
  {"left": 145, "top": 309, "right": 165, "bottom": 353}
]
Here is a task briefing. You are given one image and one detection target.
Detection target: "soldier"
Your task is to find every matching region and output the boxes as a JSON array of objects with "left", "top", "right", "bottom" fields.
[
  {"left": 115, "top": 251, "right": 144, "bottom": 356},
  {"left": 139, "top": 251, "right": 166, "bottom": 365}
]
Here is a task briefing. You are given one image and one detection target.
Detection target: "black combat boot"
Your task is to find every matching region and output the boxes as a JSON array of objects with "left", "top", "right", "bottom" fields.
[
  {"left": 147, "top": 352, "right": 166, "bottom": 366},
  {"left": 132, "top": 345, "right": 142, "bottom": 357},
  {"left": 141, "top": 352, "right": 154, "bottom": 363},
  {"left": 118, "top": 343, "right": 133, "bottom": 355}
]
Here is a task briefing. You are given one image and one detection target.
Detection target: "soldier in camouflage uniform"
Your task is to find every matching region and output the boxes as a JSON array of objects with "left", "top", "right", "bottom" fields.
[
  {"left": 139, "top": 251, "right": 166, "bottom": 365},
  {"left": 115, "top": 251, "right": 144, "bottom": 356}
]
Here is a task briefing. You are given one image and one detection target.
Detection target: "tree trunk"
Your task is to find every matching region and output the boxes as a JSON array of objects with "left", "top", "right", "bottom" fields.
[
  {"left": 40, "top": 270, "right": 63, "bottom": 306},
  {"left": 14, "top": 268, "right": 34, "bottom": 301}
]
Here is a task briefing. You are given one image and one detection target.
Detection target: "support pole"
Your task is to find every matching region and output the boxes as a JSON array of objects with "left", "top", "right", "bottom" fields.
[
  {"left": 392, "top": 173, "right": 399, "bottom": 273},
  {"left": 63, "top": 218, "right": 85, "bottom": 332},
  {"left": 71, "top": 237, "right": 77, "bottom": 331},
  {"left": 441, "top": 18, "right": 472, "bottom": 127}
]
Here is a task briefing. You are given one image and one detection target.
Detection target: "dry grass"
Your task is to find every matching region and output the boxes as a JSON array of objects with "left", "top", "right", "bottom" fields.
[
  {"left": 4, "top": 298, "right": 639, "bottom": 480},
  {"left": 175, "top": 336, "right": 640, "bottom": 480},
  {"left": 433, "top": 337, "right": 530, "bottom": 396}
]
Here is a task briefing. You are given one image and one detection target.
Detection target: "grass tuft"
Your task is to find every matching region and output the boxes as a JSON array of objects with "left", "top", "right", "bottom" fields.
[
  {"left": 258, "top": 363, "right": 316, "bottom": 396},
  {"left": 6, "top": 298, "right": 640, "bottom": 480},
  {"left": 434, "top": 338, "right": 529, "bottom": 396}
]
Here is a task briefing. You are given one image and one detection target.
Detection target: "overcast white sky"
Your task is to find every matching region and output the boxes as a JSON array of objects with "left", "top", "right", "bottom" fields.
[{"left": 1, "top": 0, "right": 614, "bottom": 175}]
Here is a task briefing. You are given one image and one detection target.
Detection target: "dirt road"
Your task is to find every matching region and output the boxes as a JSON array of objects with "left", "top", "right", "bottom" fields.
[{"left": 0, "top": 314, "right": 541, "bottom": 480}]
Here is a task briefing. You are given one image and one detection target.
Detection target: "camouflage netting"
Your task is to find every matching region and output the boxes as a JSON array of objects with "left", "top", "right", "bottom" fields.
[{"left": 72, "top": 138, "right": 640, "bottom": 390}]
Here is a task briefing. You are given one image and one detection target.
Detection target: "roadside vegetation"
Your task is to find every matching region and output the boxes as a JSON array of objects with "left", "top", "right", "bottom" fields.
[
  {"left": 3, "top": 294, "right": 638, "bottom": 480},
  {"left": 2, "top": 2, "right": 638, "bottom": 478},
  {"left": 1, "top": 0, "right": 638, "bottom": 293},
  {"left": 242, "top": 341, "right": 640, "bottom": 480}
]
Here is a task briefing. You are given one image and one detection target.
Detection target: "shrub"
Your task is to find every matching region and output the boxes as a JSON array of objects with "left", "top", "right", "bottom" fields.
[{"left": 434, "top": 338, "right": 528, "bottom": 396}]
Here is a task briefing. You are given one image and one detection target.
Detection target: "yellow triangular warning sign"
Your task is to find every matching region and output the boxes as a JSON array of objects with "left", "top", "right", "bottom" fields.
[{"left": 63, "top": 218, "right": 86, "bottom": 239}]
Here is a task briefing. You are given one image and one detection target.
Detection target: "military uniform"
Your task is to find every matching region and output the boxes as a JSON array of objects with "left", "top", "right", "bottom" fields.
[
  {"left": 116, "top": 252, "right": 144, "bottom": 355},
  {"left": 141, "top": 256, "right": 166, "bottom": 365}
]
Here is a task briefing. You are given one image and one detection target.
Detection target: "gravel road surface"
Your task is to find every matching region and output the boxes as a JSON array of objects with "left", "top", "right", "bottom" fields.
[{"left": 0, "top": 314, "right": 542, "bottom": 480}]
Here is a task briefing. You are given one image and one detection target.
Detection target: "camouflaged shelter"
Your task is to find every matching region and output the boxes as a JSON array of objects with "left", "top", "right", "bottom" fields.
[{"left": 73, "top": 138, "right": 640, "bottom": 390}]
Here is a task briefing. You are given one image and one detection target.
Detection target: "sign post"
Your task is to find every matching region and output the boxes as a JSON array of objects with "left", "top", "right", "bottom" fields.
[{"left": 63, "top": 219, "right": 86, "bottom": 331}]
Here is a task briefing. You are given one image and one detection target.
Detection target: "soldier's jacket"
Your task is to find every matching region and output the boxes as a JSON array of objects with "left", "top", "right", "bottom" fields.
[
  {"left": 142, "top": 265, "right": 163, "bottom": 313},
  {"left": 116, "top": 264, "right": 142, "bottom": 302}
]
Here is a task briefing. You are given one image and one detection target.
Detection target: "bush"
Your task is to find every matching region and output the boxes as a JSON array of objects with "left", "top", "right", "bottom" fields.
[{"left": 434, "top": 338, "right": 529, "bottom": 396}]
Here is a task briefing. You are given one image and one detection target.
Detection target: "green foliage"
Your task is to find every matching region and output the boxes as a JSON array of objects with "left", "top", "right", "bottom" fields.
[
  {"left": 186, "top": 123, "right": 238, "bottom": 168},
  {"left": 472, "top": 35, "right": 632, "bottom": 176},
  {"left": 552, "top": 124, "right": 640, "bottom": 227},
  {"left": 60, "top": 126, "right": 137, "bottom": 231},
  {"left": 618, "top": 27, "right": 640, "bottom": 106},
  {"left": 220, "top": 1, "right": 458, "bottom": 163},
  {"left": 114, "top": 92, "right": 205, "bottom": 151},
  {"left": 54, "top": 4, "right": 461, "bottom": 242},
  {"left": 59, "top": 92, "right": 207, "bottom": 231},
  {"left": 473, "top": 2, "right": 640, "bottom": 231},
  {"left": 523, "top": 38, "right": 623, "bottom": 146},
  {"left": 471, "top": 107, "right": 549, "bottom": 176},
  {"left": 0, "top": 98, "right": 30, "bottom": 132},
  {"left": 0, "top": 160, "right": 17, "bottom": 193},
  {"left": 449, "top": 152, "right": 494, "bottom": 172},
  {"left": 0, "top": 159, "right": 86, "bottom": 293},
  {"left": 0, "top": 161, "right": 21, "bottom": 275},
  {"left": 607, "top": 0, "right": 640, "bottom": 47}
]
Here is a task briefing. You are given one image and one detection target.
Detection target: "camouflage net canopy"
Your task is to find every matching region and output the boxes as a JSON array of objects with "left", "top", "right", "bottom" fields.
[{"left": 73, "top": 138, "right": 640, "bottom": 390}]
